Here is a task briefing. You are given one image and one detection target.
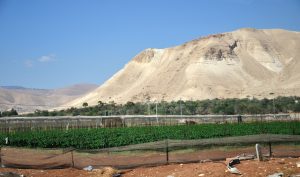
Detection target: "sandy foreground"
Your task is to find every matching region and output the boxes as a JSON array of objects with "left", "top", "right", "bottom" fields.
[{"left": 0, "top": 157, "right": 299, "bottom": 177}]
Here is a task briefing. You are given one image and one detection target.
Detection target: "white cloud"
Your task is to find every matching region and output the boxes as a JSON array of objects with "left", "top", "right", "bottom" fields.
[
  {"left": 24, "top": 54, "right": 56, "bottom": 68},
  {"left": 37, "top": 54, "right": 56, "bottom": 62},
  {"left": 25, "top": 60, "right": 34, "bottom": 68}
]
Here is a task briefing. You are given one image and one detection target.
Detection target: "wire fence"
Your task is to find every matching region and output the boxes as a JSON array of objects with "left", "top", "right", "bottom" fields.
[
  {"left": 0, "top": 114, "right": 299, "bottom": 170},
  {"left": 0, "top": 113, "right": 299, "bottom": 133},
  {"left": 0, "top": 134, "right": 299, "bottom": 169}
]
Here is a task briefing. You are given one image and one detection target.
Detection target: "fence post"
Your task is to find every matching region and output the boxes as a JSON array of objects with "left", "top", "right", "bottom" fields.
[
  {"left": 0, "top": 147, "right": 2, "bottom": 168},
  {"left": 165, "top": 139, "right": 169, "bottom": 164},
  {"left": 66, "top": 123, "right": 69, "bottom": 131},
  {"left": 268, "top": 142, "right": 272, "bottom": 157},
  {"left": 71, "top": 150, "right": 75, "bottom": 168}
]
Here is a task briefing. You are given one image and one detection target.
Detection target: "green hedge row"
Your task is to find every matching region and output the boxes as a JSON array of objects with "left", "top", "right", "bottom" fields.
[{"left": 0, "top": 121, "right": 299, "bottom": 149}]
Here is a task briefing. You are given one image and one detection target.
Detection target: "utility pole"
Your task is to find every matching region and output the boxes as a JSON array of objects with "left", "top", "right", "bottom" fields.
[
  {"left": 273, "top": 98, "right": 275, "bottom": 116},
  {"left": 180, "top": 98, "right": 183, "bottom": 117},
  {"left": 294, "top": 88, "right": 298, "bottom": 104},
  {"left": 269, "top": 92, "right": 275, "bottom": 118},
  {"left": 156, "top": 102, "right": 158, "bottom": 116},
  {"left": 148, "top": 101, "right": 150, "bottom": 115},
  {"left": 155, "top": 101, "right": 159, "bottom": 124}
]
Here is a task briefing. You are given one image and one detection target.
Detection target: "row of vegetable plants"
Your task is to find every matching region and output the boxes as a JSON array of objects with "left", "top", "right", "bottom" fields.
[{"left": 0, "top": 121, "right": 299, "bottom": 149}]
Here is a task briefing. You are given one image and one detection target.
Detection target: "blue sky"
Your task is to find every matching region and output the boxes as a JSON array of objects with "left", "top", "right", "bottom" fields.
[{"left": 0, "top": 0, "right": 299, "bottom": 89}]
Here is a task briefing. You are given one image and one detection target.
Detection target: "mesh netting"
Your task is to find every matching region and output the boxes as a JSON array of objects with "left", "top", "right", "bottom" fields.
[
  {"left": 0, "top": 134, "right": 299, "bottom": 169},
  {"left": 1, "top": 114, "right": 298, "bottom": 132}
]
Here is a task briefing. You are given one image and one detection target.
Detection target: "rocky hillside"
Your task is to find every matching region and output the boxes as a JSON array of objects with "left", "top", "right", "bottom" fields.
[
  {"left": 64, "top": 28, "right": 300, "bottom": 107},
  {"left": 0, "top": 84, "right": 98, "bottom": 113}
]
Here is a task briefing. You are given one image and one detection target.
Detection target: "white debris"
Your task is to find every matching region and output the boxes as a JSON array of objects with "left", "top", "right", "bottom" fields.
[
  {"left": 255, "top": 144, "right": 263, "bottom": 161},
  {"left": 267, "top": 172, "right": 284, "bottom": 177},
  {"left": 83, "top": 165, "right": 93, "bottom": 171},
  {"left": 227, "top": 165, "right": 241, "bottom": 175}
]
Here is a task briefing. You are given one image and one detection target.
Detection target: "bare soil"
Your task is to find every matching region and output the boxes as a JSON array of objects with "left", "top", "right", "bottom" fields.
[
  {"left": 123, "top": 157, "right": 300, "bottom": 177},
  {"left": 0, "top": 157, "right": 299, "bottom": 177},
  {"left": 0, "top": 144, "right": 299, "bottom": 176}
]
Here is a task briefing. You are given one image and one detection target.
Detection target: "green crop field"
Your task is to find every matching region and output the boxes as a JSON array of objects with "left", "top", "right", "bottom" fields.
[{"left": 0, "top": 121, "right": 299, "bottom": 149}]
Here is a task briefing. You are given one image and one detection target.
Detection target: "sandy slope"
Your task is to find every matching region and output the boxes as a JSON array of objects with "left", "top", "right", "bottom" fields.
[
  {"left": 0, "top": 84, "right": 98, "bottom": 113},
  {"left": 64, "top": 28, "right": 300, "bottom": 107}
]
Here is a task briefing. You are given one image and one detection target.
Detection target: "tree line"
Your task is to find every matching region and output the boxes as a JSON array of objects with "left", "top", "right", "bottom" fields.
[
  {"left": 19, "top": 96, "right": 300, "bottom": 117},
  {"left": 0, "top": 108, "right": 18, "bottom": 117}
]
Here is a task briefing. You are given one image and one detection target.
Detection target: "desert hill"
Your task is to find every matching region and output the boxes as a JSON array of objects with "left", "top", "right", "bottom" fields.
[
  {"left": 64, "top": 28, "right": 300, "bottom": 107},
  {"left": 0, "top": 84, "right": 98, "bottom": 113}
]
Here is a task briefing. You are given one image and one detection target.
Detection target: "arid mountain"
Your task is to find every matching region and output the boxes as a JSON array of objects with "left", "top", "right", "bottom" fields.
[
  {"left": 0, "top": 84, "right": 98, "bottom": 113},
  {"left": 65, "top": 28, "right": 300, "bottom": 107}
]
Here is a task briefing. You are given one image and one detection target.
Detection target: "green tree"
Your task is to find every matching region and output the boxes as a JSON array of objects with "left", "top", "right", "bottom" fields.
[
  {"left": 293, "top": 99, "right": 300, "bottom": 112},
  {"left": 98, "top": 101, "right": 104, "bottom": 107},
  {"left": 72, "top": 109, "right": 80, "bottom": 116},
  {"left": 10, "top": 108, "right": 18, "bottom": 116},
  {"left": 49, "top": 111, "right": 58, "bottom": 116},
  {"left": 41, "top": 110, "right": 49, "bottom": 116},
  {"left": 1, "top": 108, "right": 18, "bottom": 117},
  {"left": 82, "top": 102, "right": 88, "bottom": 108}
]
